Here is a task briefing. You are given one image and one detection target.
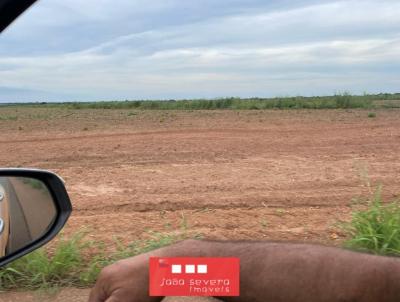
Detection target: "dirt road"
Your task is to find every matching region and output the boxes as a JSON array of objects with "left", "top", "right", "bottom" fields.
[{"left": 0, "top": 107, "right": 399, "bottom": 300}]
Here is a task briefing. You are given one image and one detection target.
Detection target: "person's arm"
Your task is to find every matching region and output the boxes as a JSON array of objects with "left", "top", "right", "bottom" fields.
[{"left": 89, "top": 239, "right": 400, "bottom": 302}]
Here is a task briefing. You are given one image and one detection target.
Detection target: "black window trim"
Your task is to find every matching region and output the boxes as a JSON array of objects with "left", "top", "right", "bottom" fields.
[{"left": 0, "top": 0, "right": 38, "bottom": 33}]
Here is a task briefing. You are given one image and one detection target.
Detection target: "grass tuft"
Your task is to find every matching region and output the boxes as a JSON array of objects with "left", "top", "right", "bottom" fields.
[
  {"left": 344, "top": 187, "right": 400, "bottom": 256},
  {"left": 0, "top": 231, "right": 190, "bottom": 290},
  {"left": 0, "top": 232, "right": 88, "bottom": 290}
]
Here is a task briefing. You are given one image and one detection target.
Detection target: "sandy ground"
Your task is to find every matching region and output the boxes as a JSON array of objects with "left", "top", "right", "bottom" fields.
[{"left": 0, "top": 107, "right": 399, "bottom": 300}]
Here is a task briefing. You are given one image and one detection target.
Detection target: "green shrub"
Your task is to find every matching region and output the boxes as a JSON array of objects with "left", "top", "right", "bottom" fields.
[{"left": 334, "top": 93, "right": 352, "bottom": 108}]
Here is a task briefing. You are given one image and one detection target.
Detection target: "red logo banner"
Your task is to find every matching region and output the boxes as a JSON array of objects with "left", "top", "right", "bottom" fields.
[{"left": 149, "top": 257, "right": 240, "bottom": 296}]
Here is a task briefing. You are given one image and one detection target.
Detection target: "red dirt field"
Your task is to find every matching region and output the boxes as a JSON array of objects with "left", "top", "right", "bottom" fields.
[
  {"left": 1, "top": 107, "right": 400, "bottom": 301},
  {"left": 1, "top": 108, "right": 399, "bottom": 248}
]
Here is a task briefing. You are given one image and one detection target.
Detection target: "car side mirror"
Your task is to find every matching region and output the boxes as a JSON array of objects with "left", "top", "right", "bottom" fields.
[{"left": 0, "top": 169, "right": 72, "bottom": 266}]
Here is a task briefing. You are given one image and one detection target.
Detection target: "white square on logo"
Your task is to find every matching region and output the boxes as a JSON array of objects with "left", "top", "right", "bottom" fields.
[
  {"left": 185, "top": 264, "right": 195, "bottom": 273},
  {"left": 197, "top": 265, "right": 207, "bottom": 274},
  {"left": 172, "top": 264, "right": 182, "bottom": 274}
]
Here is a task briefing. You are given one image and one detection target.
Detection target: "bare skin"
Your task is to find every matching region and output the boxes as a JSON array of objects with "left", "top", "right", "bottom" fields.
[{"left": 89, "top": 240, "right": 400, "bottom": 302}]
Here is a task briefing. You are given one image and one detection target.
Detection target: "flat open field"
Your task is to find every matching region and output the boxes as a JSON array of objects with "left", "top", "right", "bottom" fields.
[{"left": 1, "top": 107, "right": 400, "bottom": 247}]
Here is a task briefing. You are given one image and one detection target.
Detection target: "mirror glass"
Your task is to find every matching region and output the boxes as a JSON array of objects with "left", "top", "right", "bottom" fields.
[{"left": 0, "top": 177, "right": 56, "bottom": 257}]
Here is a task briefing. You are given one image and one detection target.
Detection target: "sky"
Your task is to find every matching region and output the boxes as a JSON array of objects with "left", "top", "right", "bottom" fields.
[{"left": 0, "top": 0, "right": 399, "bottom": 102}]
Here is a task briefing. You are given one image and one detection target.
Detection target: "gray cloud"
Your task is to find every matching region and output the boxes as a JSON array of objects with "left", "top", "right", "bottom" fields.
[{"left": 0, "top": 0, "right": 399, "bottom": 101}]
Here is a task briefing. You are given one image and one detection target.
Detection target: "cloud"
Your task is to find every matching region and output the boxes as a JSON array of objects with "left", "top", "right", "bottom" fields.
[{"left": 0, "top": 0, "right": 399, "bottom": 101}]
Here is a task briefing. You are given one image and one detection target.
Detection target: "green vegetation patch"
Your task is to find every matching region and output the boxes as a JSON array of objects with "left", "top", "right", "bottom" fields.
[
  {"left": 3, "top": 92, "right": 400, "bottom": 110},
  {"left": 0, "top": 231, "right": 190, "bottom": 290},
  {"left": 344, "top": 187, "right": 400, "bottom": 256}
]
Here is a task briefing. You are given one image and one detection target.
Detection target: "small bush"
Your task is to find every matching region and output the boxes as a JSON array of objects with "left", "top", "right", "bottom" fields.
[
  {"left": 334, "top": 93, "right": 352, "bottom": 108},
  {"left": 368, "top": 112, "right": 376, "bottom": 118},
  {"left": 344, "top": 187, "right": 400, "bottom": 256}
]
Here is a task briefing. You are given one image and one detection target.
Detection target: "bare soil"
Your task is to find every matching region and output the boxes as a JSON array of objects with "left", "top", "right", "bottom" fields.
[
  {"left": 1, "top": 108, "right": 400, "bottom": 245},
  {"left": 0, "top": 108, "right": 400, "bottom": 300}
]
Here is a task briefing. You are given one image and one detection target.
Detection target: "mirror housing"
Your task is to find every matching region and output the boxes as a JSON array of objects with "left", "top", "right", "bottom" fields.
[{"left": 0, "top": 168, "right": 72, "bottom": 267}]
